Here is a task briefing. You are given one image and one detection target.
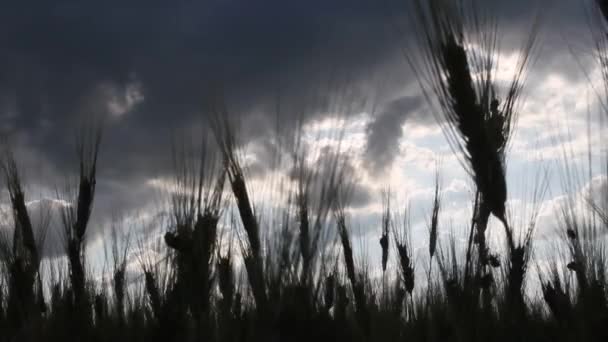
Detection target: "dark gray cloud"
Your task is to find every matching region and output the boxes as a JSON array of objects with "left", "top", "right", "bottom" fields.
[
  {"left": 0, "top": 0, "right": 401, "bottom": 176},
  {"left": 364, "top": 96, "right": 423, "bottom": 172}
]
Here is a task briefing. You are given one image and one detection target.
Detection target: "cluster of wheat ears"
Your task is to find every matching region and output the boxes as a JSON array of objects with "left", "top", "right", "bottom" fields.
[{"left": 0, "top": 1, "right": 607, "bottom": 341}]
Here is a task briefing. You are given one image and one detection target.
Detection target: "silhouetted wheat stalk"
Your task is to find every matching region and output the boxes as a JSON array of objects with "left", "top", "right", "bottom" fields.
[
  {"left": 379, "top": 190, "right": 391, "bottom": 304},
  {"left": 334, "top": 205, "right": 370, "bottom": 338},
  {"left": 393, "top": 205, "right": 415, "bottom": 316},
  {"left": 559, "top": 194, "right": 608, "bottom": 330},
  {"left": 58, "top": 126, "right": 102, "bottom": 327},
  {"left": 210, "top": 97, "right": 269, "bottom": 316},
  {"left": 291, "top": 130, "right": 344, "bottom": 288},
  {"left": 410, "top": 0, "right": 539, "bottom": 279},
  {"left": 1, "top": 148, "right": 47, "bottom": 332},
  {"left": 135, "top": 233, "right": 167, "bottom": 323},
  {"left": 540, "top": 264, "right": 573, "bottom": 324},
  {"left": 105, "top": 217, "right": 131, "bottom": 324},
  {"left": 426, "top": 171, "right": 442, "bottom": 300},
  {"left": 503, "top": 170, "right": 548, "bottom": 317},
  {"left": 162, "top": 136, "right": 225, "bottom": 330}
]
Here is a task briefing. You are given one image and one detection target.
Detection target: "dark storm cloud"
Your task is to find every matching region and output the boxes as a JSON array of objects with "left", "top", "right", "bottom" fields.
[
  {"left": 364, "top": 96, "right": 423, "bottom": 172},
  {"left": 0, "top": 0, "right": 597, "bottom": 246},
  {"left": 0, "top": 0, "right": 588, "bottom": 158},
  {"left": 0, "top": 0, "right": 398, "bottom": 228},
  {"left": 0, "top": 0, "right": 401, "bottom": 176}
]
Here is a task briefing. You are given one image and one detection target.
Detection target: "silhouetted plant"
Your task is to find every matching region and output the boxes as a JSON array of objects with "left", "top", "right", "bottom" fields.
[{"left": 59, "top": 126, "right": 102, "bottom": 330}]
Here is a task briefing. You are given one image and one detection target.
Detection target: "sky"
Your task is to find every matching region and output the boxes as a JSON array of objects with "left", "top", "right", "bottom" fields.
[{"left": 0, "top": 0, "right": 607, "bottom": 286}]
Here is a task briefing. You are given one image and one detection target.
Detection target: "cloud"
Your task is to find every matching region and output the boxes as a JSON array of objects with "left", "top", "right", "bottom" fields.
[
  {"left": 364, "top": 96, "right": 424, "bottom": 172},
  {"left": 533, "top": 173, "right": 607, "bottom": 242}
]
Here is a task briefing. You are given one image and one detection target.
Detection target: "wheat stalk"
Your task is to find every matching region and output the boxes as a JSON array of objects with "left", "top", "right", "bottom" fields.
[{"left": 410, "top": 0, "right": 540, "bottom": 240}]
